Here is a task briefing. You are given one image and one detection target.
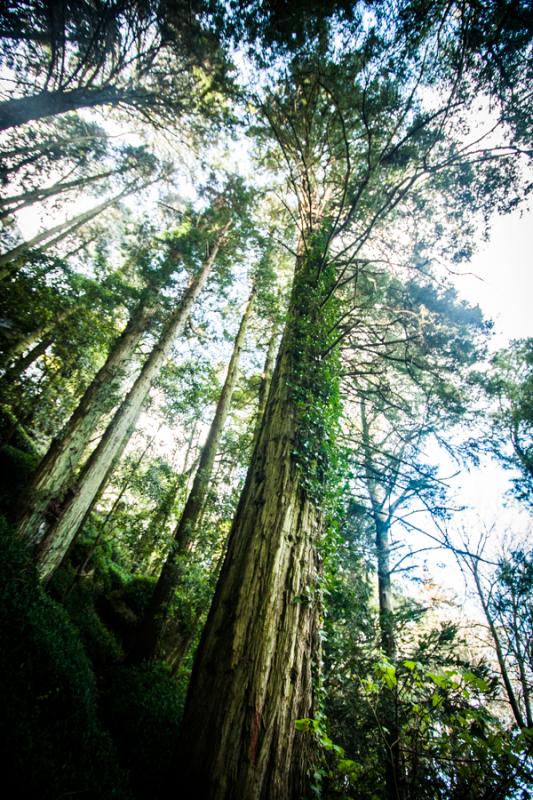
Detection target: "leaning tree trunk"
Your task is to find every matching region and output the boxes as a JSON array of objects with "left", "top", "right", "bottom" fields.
[
  {"left": 177, "top": 244, "right": 339, "bottom": 800},
  {"left": 131, "top": 286, "right": 256, "bottom": 664},
  {"left": 1, "top": 307, "right": 75, "bottom": 367},
  {"left": 137, "top": 419, "right": 201, "bottom": 574},
  {"left": 471, "top": 564, "right": 527, "bottom": 730},
  {"left": 0, "top": 166, "right": 122, "bottom": 220},
  {"left": 35, "top": 225, "right": 229, "bottom": 581},
  {"left": 0, "top": 85, "right": 128, "bottom": 131},
  {"left": 0, "top": 334, "right": 54, "bottom": 387},
  {"left": 16, "top": 294, "right": 157, "bottom": 547},
  {"left": 0, "top": 182, "right": 140, "bottom": 280}
]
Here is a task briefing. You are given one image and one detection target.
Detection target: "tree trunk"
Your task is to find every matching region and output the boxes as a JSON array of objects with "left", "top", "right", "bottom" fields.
[
  {"left": 16, "top": 294, "right": 157, "bottom": 547},
  {"left": 1, "top": 307, "right": 74, "bottom": 367},
  {"left": 131, "top": 286, "right": 255, "bottom": 663},
  {"left": 0, "top": 167, "right": 122, "bottom": 220},
  {"left": 35, "top": 225, "right": 229, "bottom": 581},
  {"left": 0, "top": 86, "right": 127, "bottom": 131},
  {"left": 0, "top": 334, "right": 54, "bottom": 387},
  {"left": 0, "top": 183, "right": 136, "bottom": 280},
  {"left": 360, "top": 400, "right": 401, "bottom": 800},
  {"left": 177, "top": 246, "right": 337, "bottom": 799},
  {"left": 360, "top": 402, "right": 396, "bottom": 659},
  {"left": 65, "top": 429, "right": 157, "bottom": 596},
  {"left": 251, "top": 329, "right": 279, "bottom": 449},
  {"left": 472, "top": 564, "right": 526, "bottom": 730},
  {"left": 136, "top": 419, "right": 200, "bottom": 573}
]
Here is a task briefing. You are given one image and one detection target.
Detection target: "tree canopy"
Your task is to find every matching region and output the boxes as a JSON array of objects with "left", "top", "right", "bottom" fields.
[{"left": 0, "top": 2, "right": 532, "bottom": 799}]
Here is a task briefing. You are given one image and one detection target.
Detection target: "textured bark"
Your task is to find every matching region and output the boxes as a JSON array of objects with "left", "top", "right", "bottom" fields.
[
  {"left": 131, "top": 287, "right": 255, "bottom": 663},
  {"left": 0, "top": 86, "right": 126, "bottom": 131},
  {"left": 178, "top": 315, "right": 323, "bottom": 800},
  {"left": 65, "top": 429, "right": 156, "bottom": 596},
  {"left": 251, "top": 329, "right": 279, "bottom": 450},
  {"left": 0, "top": 184, "right": 134, "bottom": 280},
  {"left": 36, "top": 226, "right": 229, "bottom": 580},
  {"left": 16, "top": 295, "right": 156, "bottom": 547}
]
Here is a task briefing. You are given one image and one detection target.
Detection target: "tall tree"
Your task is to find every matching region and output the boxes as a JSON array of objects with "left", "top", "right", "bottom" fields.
[
  {"left": 0, "top": 0, "right": 229, "bottom": 132},
  {"left": 33, "top": 214, "right": 232, "bottom": 580},
  {"left": 176, "top": 5, "right": 531, "bottom": 796},
  {"left": 131, "top": 282, "right": 256, "bottom": 664}
]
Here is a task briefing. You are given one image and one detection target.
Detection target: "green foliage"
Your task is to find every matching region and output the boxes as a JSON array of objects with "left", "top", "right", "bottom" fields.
[
  {"left": 103, "top": 663, "right": 187, "bottom": 800},
  {"left": 289, "top": 237, "right": 343, "bottom": 504},
  {"left": 0, "top": 516, "right": 131, "bottom": 799},
  {"left": 473, "top": 338, "right": 533, "bottom": 505},
  {"left": 0, "top": 443, "right": 39, "bottom": 517}
]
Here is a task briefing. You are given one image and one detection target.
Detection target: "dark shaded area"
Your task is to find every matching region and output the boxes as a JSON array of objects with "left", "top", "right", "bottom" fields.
[{"left": 0, "top": 445, "right": 187, "bottom": 800}]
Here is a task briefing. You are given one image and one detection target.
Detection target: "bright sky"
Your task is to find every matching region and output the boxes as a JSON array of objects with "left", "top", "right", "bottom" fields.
[{"left": 453, "top": 206, "right": 533, "bottom": 345}]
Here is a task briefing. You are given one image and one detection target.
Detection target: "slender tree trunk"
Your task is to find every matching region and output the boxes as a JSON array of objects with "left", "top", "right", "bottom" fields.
[
  {"left": 0, "top": 183, "right": 137, "bottom": 280},
  {"left": 137, "top": 420, "right": 200, "bottom": 572},
  {"left": 360, "top": 402, "right": 396, "bottom": 659},
  {"left": 360, "top": 401, "right": 401, "bottom": 800},
  {"left": 168, "top": 545, "right": 228, "bottom": 675},
  {"left": 472, "top": 564, "right": 526, "bottom": 729},
  {"left": 1, "top": 307, "right": 74, "bottom": 366},
  {"left": 65, "top": 429, "right": 158, "bottom": 595},
  {"left": 35, "top": 225, "right": 229, "bottom": 581},
  {"left": 177, "top": 245, "right": 337, "bottom": 800},
  {"left": 131, "top": 286, "right": 255, "bottom": 663},
  {"left": 0, "top": 334, "right": 54, "bottom": 386},
  {"left": 0, "top": 167, "right": 122, "bottom": 219},
  {"left": 0, "top": 85, "right": 127, "bottom": 131},
  {"left": 16, "top": 294, "right": 157, "bottom": 546}
]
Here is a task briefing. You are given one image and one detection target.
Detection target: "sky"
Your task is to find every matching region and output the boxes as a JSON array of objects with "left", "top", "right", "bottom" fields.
[{"left": 453, "top": 206, "right": 533, "bottom": 345}]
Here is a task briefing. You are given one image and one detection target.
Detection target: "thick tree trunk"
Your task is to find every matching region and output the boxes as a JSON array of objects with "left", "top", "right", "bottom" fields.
[
  {"left": 35, "top": 226, "right": 229, "bottom": 580},
  {"left": 0, "top": 183, "right": 136, "bottom": 280},
  {"left": 16, "top": 295, "right": 156, "bottom": 547},
  {"left": 177, "top": 246, "right": 335, "bottom": 798},
  {"left": 0, "top": 86, "right": 127, "bottom": 131},
  {"left": 65, "top": 430, "right": 157, "bottom": 595},
  {"left": 131, "top": 287, "right": 255, "bottom": 663}
]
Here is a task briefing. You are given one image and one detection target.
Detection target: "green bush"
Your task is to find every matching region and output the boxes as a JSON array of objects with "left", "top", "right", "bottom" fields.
[
  {"left": 103, "top": 662, "right": 187, "bottom": 800},
  {"left": 0, "top": 444, "right": 39, "bottom": 517},
  {"left": 0, "top": 517, "right": 131, "bottom": 799}
]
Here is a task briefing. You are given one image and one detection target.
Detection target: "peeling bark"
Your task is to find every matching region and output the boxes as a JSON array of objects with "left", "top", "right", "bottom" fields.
[{"left": 178, "top": 272, "right": 327, "bottom": 799}]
